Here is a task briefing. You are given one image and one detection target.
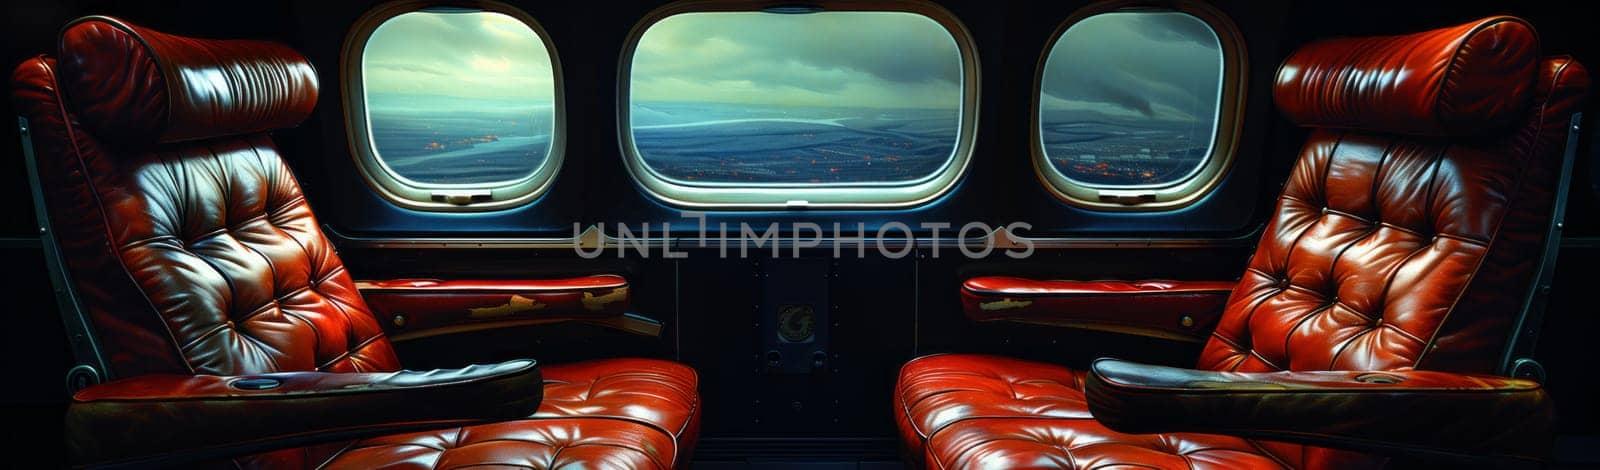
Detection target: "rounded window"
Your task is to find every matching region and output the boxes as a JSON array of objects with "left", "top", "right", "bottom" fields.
[
  {"left": 342, "top": 1, "right": 564, "bottom": 211},
  {"left": 1033, "top": 1, "right": 1246, "bottom": 210},
  {"left": 619, "top": 1, "right": 980, "bottom": 209}
]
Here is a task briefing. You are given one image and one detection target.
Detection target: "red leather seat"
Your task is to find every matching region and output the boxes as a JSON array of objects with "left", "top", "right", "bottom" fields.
[
  {"left": 12, "top": 16, "right": 698, "bottom": 469},
  {"left": 896, "top": 16, "right": 1588, "bottom": 469},
  {"left": 301, "top": 360, "right": 701, "bottom": 469}
]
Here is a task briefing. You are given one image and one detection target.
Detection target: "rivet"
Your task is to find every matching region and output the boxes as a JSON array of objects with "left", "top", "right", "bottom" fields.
[
  {"left": 392, "top": 314, "right": 406, "bottom": 328},
  {"left": 1180, "top": 315, "right": 1196, "bottom": 328}
]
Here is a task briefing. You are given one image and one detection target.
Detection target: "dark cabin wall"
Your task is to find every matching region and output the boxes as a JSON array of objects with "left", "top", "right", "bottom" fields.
[{"left": 0, "top": 0, "right": 1597, "bottom": 463}]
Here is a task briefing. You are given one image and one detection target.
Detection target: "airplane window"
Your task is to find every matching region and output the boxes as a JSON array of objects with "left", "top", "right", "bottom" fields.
[
  {"left": 1034, "top": 4, "right": 1245, "bottom": 209},
  {"left": 621, "top": 8, "right": 979, "bottom": 208},
  {"left": 344, "top": 5, "right": 564, "bottom": 211}
]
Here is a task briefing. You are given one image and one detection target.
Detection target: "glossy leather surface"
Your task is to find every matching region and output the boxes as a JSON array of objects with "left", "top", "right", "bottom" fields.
[
  {"left": 358, "top": 276, "right": 632, "bottom": 341},
  {"left": 68, "top": 360, "right": 542, "bottom": 466},
  {"left": 538, "top": 358, "right": 703, "bottom": 454},
  {"left": 74, "top": 359, "right": 538, "bottom": 402},
  {"left": 897, "top": 18, "right": 1588, "bottom": 469},
  {"left": 301, "top": 358, "right": 698, "bottom": 470},
  {"left": 899, "top": 355, "right": 1375, "bottom": 470},
  {"left": 57, "top": 16, "right": 318, "bottom": 145},
  {"left": 1275, "top": 17, "right": 1538, "bottom": 137},
  {"left": 962, "top": 277, "right": 1235, "bottom": 342},
  {"left": 1086, "top": 358, "right": 1553, "bottom": 461},
  {"left": 15, "top": 52, "right": 398, "bottom": 377},
  {"left": 17, "top": 16, "right": 701, "bottom": 468},
  {"left": 895, "top": 353, "right": 1090, "bottom": 456},
  {"left": 322, "top": 418, "right": 677, "bottom": 470},
  {"left": 926, "top": 418, "right": 1286, "bottom": 470},
  {"left": 239, "top": 358, "right": 700, "bottom": 470},
  {"left": 1200, "top": 55, "right": 1588, "bottom": 375}
]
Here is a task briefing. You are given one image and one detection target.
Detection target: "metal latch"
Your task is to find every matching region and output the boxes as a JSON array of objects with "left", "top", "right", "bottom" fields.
[{"left": 430, "top": 189, "right": 492, "bottom": 205}]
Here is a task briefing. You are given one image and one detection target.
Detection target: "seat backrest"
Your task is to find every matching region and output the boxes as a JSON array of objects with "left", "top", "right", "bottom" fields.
[
  {"left": 1198, "top": 17, "right": 1589, "bottom": 374},
  {"left": 11, "top": 16, "right": 400, "bottom": 378}
]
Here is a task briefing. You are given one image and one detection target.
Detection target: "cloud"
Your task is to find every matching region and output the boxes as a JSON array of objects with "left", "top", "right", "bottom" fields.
[
  {"left": 362, "top": 11, "right": 554, "bottom": 102},
  {"left": 1039, "top": 11, "right": 1222, "bottom": 122},
  {"left": 630, "top": 11, "right": 963, "bottom": 108}
]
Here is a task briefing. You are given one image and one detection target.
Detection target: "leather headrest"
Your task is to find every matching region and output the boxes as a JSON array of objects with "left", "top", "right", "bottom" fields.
[
  {"left": 56, "top": 16, "right": 318, "bottom": 146},
  {"left": 1274, "top": 16, "right": 1539, "bottom": 136}
]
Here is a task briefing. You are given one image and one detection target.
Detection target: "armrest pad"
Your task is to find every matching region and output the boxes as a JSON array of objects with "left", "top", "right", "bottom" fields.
[
  {"left": 68, "top": 359, "right": 540, "bottom": 467},
  {"left": 961, "top": 277, "right": 1235, "bottom": 342},
  {"left": 356, "top": 275, "right": 635, "bottom": 341},
  {"left": 1085, "top": 358, "right": 1553, "bottom": 463}
]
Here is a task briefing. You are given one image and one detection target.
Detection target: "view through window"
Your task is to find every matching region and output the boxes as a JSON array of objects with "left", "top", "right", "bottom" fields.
[
  {"left": 1039, "top": 11, "right": 1223, "bottom": 187},
  {"left": 362, "top": 10, "right": 556, "bottom": 185},
  {"left": 628, "top": 11, "right": 964, "bottom": 186}
]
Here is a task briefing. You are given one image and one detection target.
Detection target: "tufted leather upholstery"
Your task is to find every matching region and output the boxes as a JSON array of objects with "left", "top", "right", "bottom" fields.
[
  {"left": 537, "top": 358, "right": 703, "bottom": 454},
  {"left": 15, "top": 16, "right": 700, "bottom": 469},
  {"left": 321, "top": 418, "right": 679, "bottom": 470},
  {"left": 16, "top": 21, "right": 397, "bottom": 378},
  {"left": 897, "top": 17, "right": 1588, "bottom": 469},
  {"left": 297, "top": 360, "right": 701, "bottom": 469},
  {"left": 1200, "top": 54, "right": 1589, "bottom": 376},
  {"left": 926, "top": 418, "right": 1289, "bottom": 470},
  {"left": 897, "top": 355, "right": 1384, "bottom": 469},
  {"left": 895, "top": 354, "right": 1091, "bottom": 453}
]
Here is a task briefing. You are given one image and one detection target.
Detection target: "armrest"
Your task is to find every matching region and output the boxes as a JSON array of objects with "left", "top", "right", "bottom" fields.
[
  {"left": 68, "top": 359, "right": 540, "bottom": 467},
  {"left": 961, "top": 277, "right": 1235, "bottom": 342},
  {"left": 357, "top": 275, "right": 656, "bottom": 340},
  {"left": 1084, "top": 358, "right": 1553, "bottom": 464}
]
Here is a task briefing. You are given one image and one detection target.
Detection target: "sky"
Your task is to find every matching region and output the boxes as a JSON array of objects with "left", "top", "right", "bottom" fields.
[
  {"left": 363, "top": 10, "right": 555, "bottom": 106},
  {"left": 358, "top": 9, "right": 1214, "bottom": 117},
  {"left": 631, "top": 12, "right": 963, "bottom": 109},
  {"left": 1040, "top": 11, "right": 1222, "bottom": 122}
]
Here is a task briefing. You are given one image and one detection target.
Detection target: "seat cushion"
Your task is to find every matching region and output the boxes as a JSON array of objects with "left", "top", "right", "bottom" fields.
[
  {"left": 536, "top": 358, "right": 702, "bottom": 452},
  {"left": 897, "top": 354, "right": 1382, "bottom": 469},
  {"left": 236, "top": 358, "right": 701, "bottom": 469},
  {"left": 895, "top": 353, "right": 1093, "bottom": 457},
  {"left": 925, "top": 418, "right": 1286, "bottom": 470},
  {"left": 321, "top": 418, "right": 677, "bottom": 470}
]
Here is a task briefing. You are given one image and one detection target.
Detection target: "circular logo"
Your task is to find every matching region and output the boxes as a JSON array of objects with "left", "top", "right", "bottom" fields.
[{"left": 777, "top": 304, "right": 816, "bottom": 343}]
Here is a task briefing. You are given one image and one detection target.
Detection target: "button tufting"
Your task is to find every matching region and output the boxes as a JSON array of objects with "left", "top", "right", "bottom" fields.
[{"left": 898, "top": 17, "right": 1577, "bottom": 469}]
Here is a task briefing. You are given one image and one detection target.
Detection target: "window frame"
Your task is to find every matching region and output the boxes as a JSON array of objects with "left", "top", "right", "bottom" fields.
[
  {"left": 1030, "top": 0, "right": 1247, "bottom": 211},
  {"left": 341, "top": 0, "right": 567, "bottom": 212},
  {"left": 616, "top": 0, "right": 981, "bottom": 209}
]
